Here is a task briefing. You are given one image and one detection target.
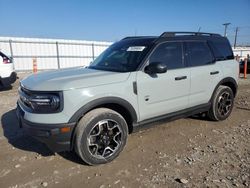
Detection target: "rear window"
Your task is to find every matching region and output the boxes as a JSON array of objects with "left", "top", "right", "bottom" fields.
[
  {"left": 208, "top": 39, "right": 234, "bottom": 60},
  {"left": 0, "top": 52, "right": 12, "bottom": 64},
  {"left": 0, "top": 52, "right": 9, "bottom": 59}
]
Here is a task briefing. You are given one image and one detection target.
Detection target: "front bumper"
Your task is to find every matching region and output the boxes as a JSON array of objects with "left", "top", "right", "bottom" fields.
[
  {"left": 16, "top": 104, "right": 76, "bottom": 152},
  {"left": 0, "top": 72, "right": 17, "bottom": 86}
]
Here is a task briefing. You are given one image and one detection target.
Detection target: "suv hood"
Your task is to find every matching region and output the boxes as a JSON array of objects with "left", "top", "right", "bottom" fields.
[{"left": 21, "top": 67, "right": 130, "bottom": 91}]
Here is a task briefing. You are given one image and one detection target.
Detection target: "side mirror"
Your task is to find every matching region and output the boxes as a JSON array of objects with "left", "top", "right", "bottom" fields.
[{"left": 144, "top": 62, "right": 167, "bottom": 74}]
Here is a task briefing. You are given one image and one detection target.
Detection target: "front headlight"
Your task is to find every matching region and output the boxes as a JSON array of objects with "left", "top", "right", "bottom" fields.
[
  {"left": 29, "top": 94, "right": 61, "bottom": 112},
  {"left": 19, "top": 86, "right": 63, "bottom": 113}
]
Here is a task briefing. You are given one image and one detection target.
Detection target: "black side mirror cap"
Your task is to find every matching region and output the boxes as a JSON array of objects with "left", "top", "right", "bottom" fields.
[{"left": 144, "top": 62, "right": 167, "bottom": 74}]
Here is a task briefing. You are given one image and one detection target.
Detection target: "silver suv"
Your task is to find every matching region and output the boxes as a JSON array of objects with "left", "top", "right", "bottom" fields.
[{"left": 17, "top": 32, "right": 238, "bottom": 165}]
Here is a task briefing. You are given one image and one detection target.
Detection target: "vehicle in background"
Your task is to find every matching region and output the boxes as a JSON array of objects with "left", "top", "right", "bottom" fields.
[
  {"left": 239, "top": 58, "right": 250, "bottom": 74},
  {"left": 0, "top": 51, "right": 17, "bottom": 87}
]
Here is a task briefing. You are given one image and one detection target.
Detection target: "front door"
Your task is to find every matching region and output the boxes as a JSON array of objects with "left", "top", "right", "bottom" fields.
[{"left": 136, "top": 41, "right": 190, "bottom": 121}]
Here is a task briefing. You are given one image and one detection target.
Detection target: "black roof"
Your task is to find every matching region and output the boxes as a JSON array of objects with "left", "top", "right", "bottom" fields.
[
  {"left": 118, "top": 37, "right": 157, "bottom": 46},
  {"left": 122, "top": 32, "right": 226, "bottom": 44},
  {"left": 160, "top": 31, "right": 221, "bottom": 37}
]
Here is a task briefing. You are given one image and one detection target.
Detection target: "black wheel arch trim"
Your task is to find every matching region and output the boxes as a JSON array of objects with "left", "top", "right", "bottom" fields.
[
  {"left": 210, "top": 77, "right": 238, "bottom": 101},
  {"left": 68, "top": 97, "right": 138, "bottom": 124}
]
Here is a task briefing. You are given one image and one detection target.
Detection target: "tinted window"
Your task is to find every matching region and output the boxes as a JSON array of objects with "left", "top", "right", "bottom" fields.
[
  {"left": 0, "top": 52, "right": 10, "bottom": 62},
  {"left": 209, "top": 39, "right": 234, "bottom": 60},
  {"left": 0, "top": 52, "right": 9, "bottom": 59},
  {"left": 89, "top": 38, "right": 154, "bottom": 72},
  {"left": 149, "top": 42, "right": 183, "bottom": 69},
  {"left": 186, "top": 41, "right": 213, "bottom": 66}
]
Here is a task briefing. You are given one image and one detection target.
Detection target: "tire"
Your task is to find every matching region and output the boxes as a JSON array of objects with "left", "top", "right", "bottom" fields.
[
  {"left": 207, "top": 85, "right": 234, "bottom": 121},
  {"left": 75, "top": 108, "right": 128, "bottom": 165}
]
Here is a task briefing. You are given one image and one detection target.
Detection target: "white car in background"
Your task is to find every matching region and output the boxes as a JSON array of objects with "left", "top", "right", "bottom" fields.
[{"left": 0, "top": 51, "right": 17, "bottom": 87}]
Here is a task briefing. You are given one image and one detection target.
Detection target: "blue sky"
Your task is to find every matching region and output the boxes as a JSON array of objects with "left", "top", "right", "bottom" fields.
[{"left": 0, "top": 0, "right": 249, "bottom": 44}]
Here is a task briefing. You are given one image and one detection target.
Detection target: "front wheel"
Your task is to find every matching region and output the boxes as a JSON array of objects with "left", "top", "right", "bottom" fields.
[
  {"left": 75, "top": 108, "right": 128, "bottom": 165},
  {"left": 207, "top": 85, "right": 234, "bottom": 121}
]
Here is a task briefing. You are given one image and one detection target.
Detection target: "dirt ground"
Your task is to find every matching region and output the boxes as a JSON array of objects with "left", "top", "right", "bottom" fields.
[{"left": 0, "top": 73, "right": 250, "bottom": 188}]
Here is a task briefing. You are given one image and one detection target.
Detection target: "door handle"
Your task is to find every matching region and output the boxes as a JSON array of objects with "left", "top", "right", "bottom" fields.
[
  {"left": 210, "top": 71, "right": 219, "bottom": 75},
  {"left": 144, "top": 95, "right": 150, "bottom": 101},
  {"left": 175, "top": 76, "right": 187, "bottom": 81}
]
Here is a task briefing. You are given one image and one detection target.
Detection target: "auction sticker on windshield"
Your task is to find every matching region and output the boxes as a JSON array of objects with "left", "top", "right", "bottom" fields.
[{"left": 127, "top": 46, "right": 146, "bottom": 51}]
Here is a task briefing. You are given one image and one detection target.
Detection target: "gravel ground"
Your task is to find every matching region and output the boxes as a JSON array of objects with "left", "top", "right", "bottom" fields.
[{"left": 0, "top": 73, "right": 249, "bottom": 188}]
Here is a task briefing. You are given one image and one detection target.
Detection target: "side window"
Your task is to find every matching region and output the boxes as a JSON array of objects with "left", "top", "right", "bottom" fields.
[
  {"left": 0, "top": 52, "right": 10, "bottom": 62},
  {"left": 209, "top": 40, "right": 234, "bottom": 60},
  {"left": 149, "top": 42, "right": 183, "bottom": 69},
  {"left": 186, "top": 41, "right": 213, "bottom": 67}
]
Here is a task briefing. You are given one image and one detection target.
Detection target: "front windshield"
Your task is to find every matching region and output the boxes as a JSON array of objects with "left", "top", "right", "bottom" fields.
[{"left": 89, "top": 39, "right": 153, "bottom": 72}]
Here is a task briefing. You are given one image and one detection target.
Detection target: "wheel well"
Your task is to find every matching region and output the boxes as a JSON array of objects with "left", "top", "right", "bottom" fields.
[
  {"left": 94, "top": 103, "right": 134, "bottom": 134},
  {"left": 70, "top": 102, "right": 135, "bottom": 150},
  {"left": 73, "top": 103, "right": 135, "bottom": 134},
  {"left": 210, "top": 78, "right": 238, "bottom": 104},
  {"left": 220, "top": 81, "right": 237, "bottom": 97}
]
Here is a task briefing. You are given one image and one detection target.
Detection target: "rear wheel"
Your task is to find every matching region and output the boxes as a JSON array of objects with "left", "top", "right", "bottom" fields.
[
  {"left": 75, "top": 108, "right": 128, "bottom": 165},
  {"left": 207, "top": 85, "right": 234, "bottom": 121}
]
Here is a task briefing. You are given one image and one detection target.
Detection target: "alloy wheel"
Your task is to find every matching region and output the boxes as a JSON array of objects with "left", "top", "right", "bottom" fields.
[
  {"left": 217, "top": 91, "right": 233, "bottom": 117},
  {"left": 87, "top": 119, "right": 122, "bottom": 158}
]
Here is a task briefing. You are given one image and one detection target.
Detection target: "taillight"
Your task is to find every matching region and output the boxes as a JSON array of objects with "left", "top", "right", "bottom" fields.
[{"left": 3, "top": 58, "right": 10, "bottom": 64}]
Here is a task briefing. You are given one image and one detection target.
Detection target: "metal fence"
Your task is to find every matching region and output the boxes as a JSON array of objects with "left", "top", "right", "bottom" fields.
[
  {"left": 232, "top": 47, "right": 250, "bottom": 60},
  {"left": 0, "top": 37, "right": 112, "bottom": 71},
  {"left": 1, "top": 36, "right": 249, "bottom": 71}
]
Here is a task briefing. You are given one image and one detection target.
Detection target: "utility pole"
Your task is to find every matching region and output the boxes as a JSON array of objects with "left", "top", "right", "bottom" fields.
[
  {"left": 234, "top": 27, "right": 239, "bottom": 49},
  {"left": 223, "top": 23, "right": 231, "bottom": 37}
]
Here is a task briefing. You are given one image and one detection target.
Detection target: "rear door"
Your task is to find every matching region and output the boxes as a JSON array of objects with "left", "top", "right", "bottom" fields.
[
  {"left": 185, "top": 41, "right": 223, "bottom": 107},
  {"left": 136, "top": 41, "right": 190, "bottom": 121}
]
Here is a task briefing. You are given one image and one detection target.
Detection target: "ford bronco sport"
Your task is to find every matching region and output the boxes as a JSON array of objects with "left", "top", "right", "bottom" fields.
[{"left": 17, "top": 32, "right": 238, "bottom": 165}]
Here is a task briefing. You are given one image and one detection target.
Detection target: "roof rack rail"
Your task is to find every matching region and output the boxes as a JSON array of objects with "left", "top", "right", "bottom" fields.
[
  {"left": 122, "top": 36, "right": 142, "bottom": 40},
  {"left": 121, "top": 36, "right": 156, "bottom": 40},
  {"left": 160, "top": 32, "right": 221, "bottom": 37}
]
